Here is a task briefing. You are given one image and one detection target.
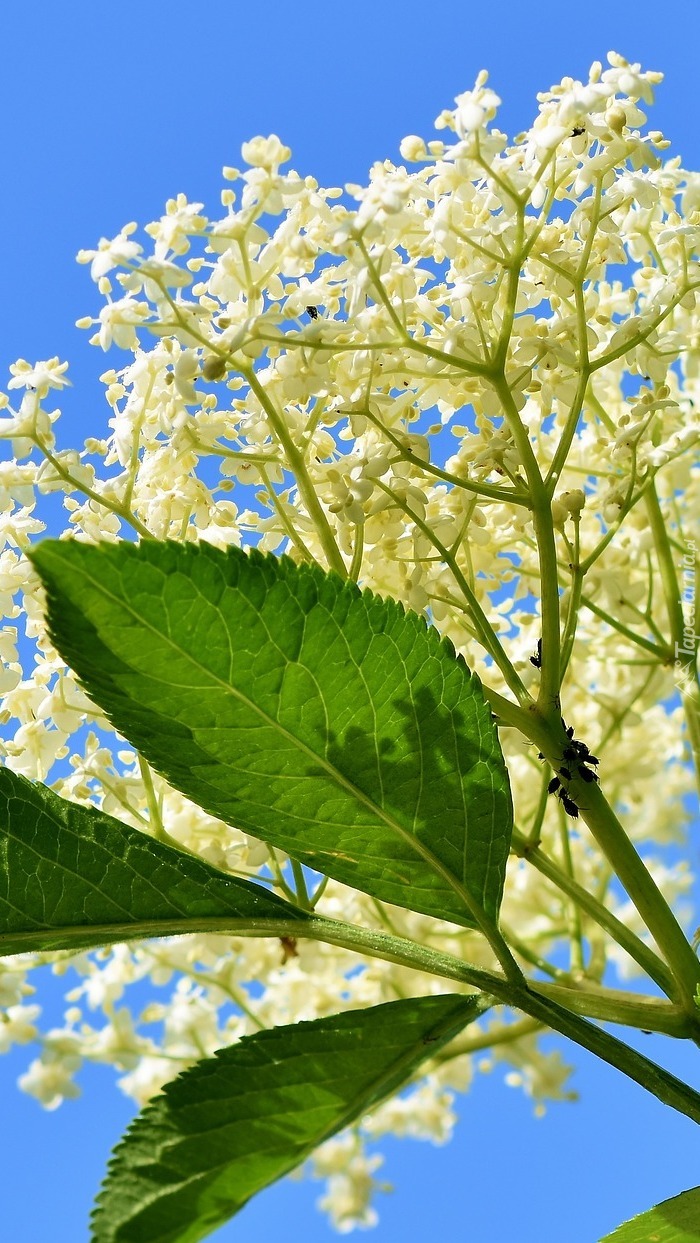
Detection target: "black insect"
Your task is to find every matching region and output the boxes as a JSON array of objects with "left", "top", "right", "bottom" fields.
[
  {"left": 578, "top": 765, "right": 599, "bottom": 783},
  {"left": 306, "top": 305, "right": 319, "bottom": 319},
  {"left": 560, "top": 720, "right": 600, "bottom": 786},
  {"left": 563, "top": 740, "right": 599, "bottom": 768},
  {"left": 529, "top": 639, "right": 542, "bottom": 669},
  {"left": 548, "top": 767, "right": 579, "bottom": 813},
  {"left": 542, "top": 722, "right": 601, "bottom": 820},
  {"left": 547, "top": 765, "right": 574, "bottom": 795},
  {"left": 540, "top": 723, "right": 600, "bottom": 812},
  {"left": 558, "top": 789, "right": 579, "bottom": 818}
]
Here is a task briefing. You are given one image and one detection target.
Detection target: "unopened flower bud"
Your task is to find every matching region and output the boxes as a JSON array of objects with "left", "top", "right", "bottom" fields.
[
  {"left": 606, "top": 106, "right": 627, "bottom": 135},
  {"left": 560, "top": 489, "right": 586, "bottom": 515},
  {"left": 202, "top": 355, "right": 228, "bottom": 382},
  {"left": 399, "top": 135, "right": 427, "bottom": 162},
  {"left": 551, "top": 499, "right": 568, "bottom": 528}
]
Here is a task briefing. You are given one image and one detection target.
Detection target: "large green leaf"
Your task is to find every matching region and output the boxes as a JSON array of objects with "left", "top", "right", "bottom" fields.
[
  {"left": 0, "top": 766, "right": 307, "bottom": 956},
  {"left": 600, "top": 1188, "right": 700, "bottom": 1242},
  {"left": 91, "top": 993, "right": 485, "bottom": 1243},
  {"left": 30, "top": 540, "right": 512, "bottom": 928}
]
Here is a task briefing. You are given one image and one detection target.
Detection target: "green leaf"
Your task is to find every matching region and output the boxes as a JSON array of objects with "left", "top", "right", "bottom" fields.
[
  {"left": 30, "top": 539, "right": 513, "bottom": 928},
  {"left": 91, "top": 993, "right": 484, "bottom": 1243},
  {"left": 0, "top": 766, "right": 307, "bottom": 956},
  {"left": 600, "top": 1187, "right": 700, "bottom": 1241}
]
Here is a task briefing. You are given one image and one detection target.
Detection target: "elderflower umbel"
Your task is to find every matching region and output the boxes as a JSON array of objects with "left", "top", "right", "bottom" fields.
[{"left": 0, "top": 50, "right": 698, "bottom": 1232}]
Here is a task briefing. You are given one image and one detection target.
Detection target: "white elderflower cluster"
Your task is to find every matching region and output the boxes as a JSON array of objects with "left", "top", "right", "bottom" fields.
[{"left": 0, "top": 52, "right": 699, "bottom": 1231}]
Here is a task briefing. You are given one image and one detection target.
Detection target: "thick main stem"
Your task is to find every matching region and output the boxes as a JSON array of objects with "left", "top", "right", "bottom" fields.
[
  {"left": 526, "top": 712, "right": 700, "bottom": 1011},
  {"left": 578, "top": 780, "right": 700, "bottom": 1009}
]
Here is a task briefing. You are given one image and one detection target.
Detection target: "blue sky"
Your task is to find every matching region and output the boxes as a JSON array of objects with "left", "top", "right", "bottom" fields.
[{"left": 1, "top": 2, "right": 699, "bottom": 1240}]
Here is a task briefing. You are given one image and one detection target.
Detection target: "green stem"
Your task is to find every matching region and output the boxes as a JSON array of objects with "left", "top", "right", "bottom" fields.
[
  {"left": 290, "top": 858, "right": 312, "bottom": 910},
  {"left": 578, "top": 593, "right": 668, "bottom": 661},
  {"left": 556, "top": 807, "right": 585, "bottom": 974},
  {"left": 348, "top": 523, "right": 364, "bottom": 581},
  {"left": 679, "top": 669, "right": 700, "bottom": 796},
  {"left": 33, "top": 437, "right": 152, "bottom": 540},
  {"left": 499, "top": 923, "right": 572, "bottom": 982},
  {"left": 511, "top": 986, "right": 700, "bottom": 1124},
  {"left": 645, "top": 486, "right": 686, "bottom": 644},
  {"left": 529, "top": 979, "right": 689, "bottom": 1037},
  {"left": 236, "top": 914, "right": 700, "bottom": 1120},
  {"left": 559, "top": 519, "right": 584, "bottom": 682},
  {"left": 490, "top": 377, "right": 562, "bottom": 717},
  {"left": 264, "top": 848, "right": 298, "bottom": 904},
  {"left": 510, "top": 828, "right": 675, "bottom": 997},
  {"left": 358, "top": 404, "right": 530, "bottom": 507},
  {"left": 544, "top": 185, "right": 601, "bottom": 489},
  {"left": 309, "top": 874, "right": 331, "bottom": 907},
  {"left": 225, "top": 983, "right": 267, "bottom": 1031},
  {"left": 137, "top": 758, "right": 184, "bottom": 851},
  {"left": 481, "top": 686, "right": 533, "bottom": 733},
  {"left": 568, "top": 778, "right": 700, "bottom": 1010},
  {"left": 257, "top": 464, "right": 315, "bottom": 564},
  {"left": 12, "top": 910, "right": 700, "bottom": 1117},
  {"left": 432, "top": 1015, "right": 543, "bottom": 1060},
  {"left": 243, "top": 367, "right": 348, "bottom": 579},
  {"left": 525, "top": 705, "right": 699, "bottom": 1008},
  {"left": 375, "top": 479, "right": 531, "bottom": 707}
]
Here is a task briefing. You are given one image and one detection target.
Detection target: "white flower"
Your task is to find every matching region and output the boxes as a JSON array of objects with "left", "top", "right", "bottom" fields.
[
  {"left": 8, "top": 358, "right": 70, "bottom": 398},
  {"left": 4, "top": 56, "right": 700, "bottom": 1231},
  {"left": 117, "top": 1054, "right": 181, "bottom": 1107},
  {"left": 18, "top": 1050, "right": 82, "bottom": 1110},
  {"left": 77, "top": 226, "right": 142, "bottom": 281},
  {"left": 450, "top": 73, "right": 501, "bottom": 139},
  {"left": 241, "top": 134, "right": 291, "bottom": 171},
  {"left": 313, "top": 1135, "right": 386, "bottom": 1233},
  {"left": 363, "top": 1079, "right": 457, "bottom": 1144},
  {"left": 0, "top": 1004, "right": 41, "bottom": 1053},
  {"left": 144, "top": 194, "right": 207, "bottom": 259},
  {"left": 94, "top": 297, "right": 150, "bottom": 350}
]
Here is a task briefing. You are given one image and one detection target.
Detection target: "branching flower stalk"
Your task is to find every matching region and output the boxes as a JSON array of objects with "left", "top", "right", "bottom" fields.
[{"left": 0, "top": 50, "right": 699, "bottom": 1232}]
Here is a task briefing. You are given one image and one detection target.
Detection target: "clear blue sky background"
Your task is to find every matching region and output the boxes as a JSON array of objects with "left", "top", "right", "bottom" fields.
[{"left": 1, "top": 3, "right": 699, "bottom": 1241}]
